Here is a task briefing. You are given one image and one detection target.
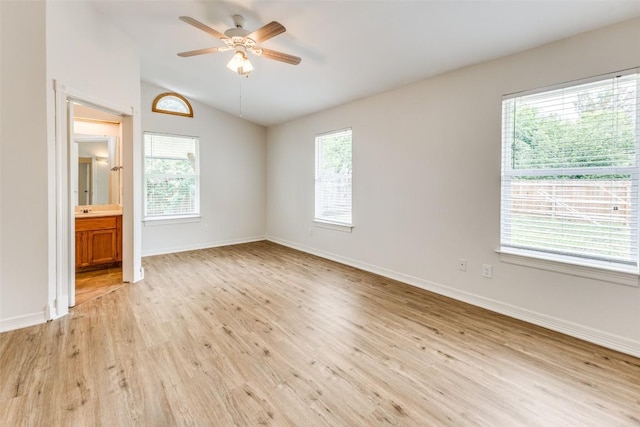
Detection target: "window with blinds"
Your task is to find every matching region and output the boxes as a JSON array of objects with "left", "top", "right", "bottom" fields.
[
  {"left": 144, "top": 132, "right": 200, "bottom": 219},
  {"left": 501, "top": 70, "right": 639, "bottom": 271},
  {"left": 315, "top": 128, "right": 352, "bottom": 225}
]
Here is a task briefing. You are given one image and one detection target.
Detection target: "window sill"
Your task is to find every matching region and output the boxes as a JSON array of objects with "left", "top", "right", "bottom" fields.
[
  {"left": 143, "top": 215, "right": 201, "bottom": 226},
  {"left": 497, "top": 248, "right": 639, "bottom": 287},
  {"left": 313, "top": 220, "right": 354, "bottom": 233}
]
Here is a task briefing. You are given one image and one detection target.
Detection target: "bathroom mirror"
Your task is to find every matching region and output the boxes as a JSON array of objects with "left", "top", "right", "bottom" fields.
[{"left": 72, "top": 135, "right": 120, "bottom": 206}]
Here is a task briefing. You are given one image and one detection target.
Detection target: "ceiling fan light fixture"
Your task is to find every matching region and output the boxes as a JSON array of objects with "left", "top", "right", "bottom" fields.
[{"left": 227, "top": 50, "right": 253, "bottom": 76}]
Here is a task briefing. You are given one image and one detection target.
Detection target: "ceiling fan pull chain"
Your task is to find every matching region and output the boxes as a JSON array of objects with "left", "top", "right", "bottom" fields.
[{"left": 239, "top": 76, "right": 243, "bottom": 118}]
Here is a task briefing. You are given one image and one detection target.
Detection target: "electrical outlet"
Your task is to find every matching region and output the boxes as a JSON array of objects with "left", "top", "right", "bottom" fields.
[
  {"left": 458, "top": 258, "right": 467, "bottom": 272},
  {"left": 482, "top": 264, "right": 493, "bottom": 278}
]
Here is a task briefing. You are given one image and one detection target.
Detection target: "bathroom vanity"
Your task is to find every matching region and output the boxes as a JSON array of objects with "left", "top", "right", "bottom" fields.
[{"left": 75, "top": 207, "right": 122, "bottom": 271}]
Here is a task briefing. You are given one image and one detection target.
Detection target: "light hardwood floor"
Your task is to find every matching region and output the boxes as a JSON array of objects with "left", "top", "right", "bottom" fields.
[{"left": 1, "top": 241, "right": 639, "bottom": 426}]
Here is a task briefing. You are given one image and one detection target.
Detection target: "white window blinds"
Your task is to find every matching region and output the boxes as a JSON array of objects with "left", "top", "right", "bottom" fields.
[
  {"left": 501, "top": 71, "right": 639, "bottom": 270},
  {"left": 315, "top": 128, "right": 353, "bottom": 225},
  {"left": 144, "top": 132, "right": 200, "bottom": 218}
]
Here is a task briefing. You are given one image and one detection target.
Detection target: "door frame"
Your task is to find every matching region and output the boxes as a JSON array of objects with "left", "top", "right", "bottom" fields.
[{"left": 52, "top": 80, "right": 137, "bottom": 316}]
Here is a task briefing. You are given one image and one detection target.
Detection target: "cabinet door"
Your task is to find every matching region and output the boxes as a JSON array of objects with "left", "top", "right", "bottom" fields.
[
  {"left": 75, "top": 232, "right": 88, "bottom": 267},
  {"left": 88, "top": 229, "right": 118, "bottom": 265}
]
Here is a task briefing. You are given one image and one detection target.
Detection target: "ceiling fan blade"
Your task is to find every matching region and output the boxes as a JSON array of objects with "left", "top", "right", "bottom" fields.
[
  {"left": 177, "top": 47, "right": 229, "bottom": 57},
  {"left": 247, "top": 21, "right": 285, "bottom": 43},
  {"left": 179, "top": 16, "right": 228, "bottom": 40},
  {"left": 258, "top": 48, "right": 302, "bottom": 65}
]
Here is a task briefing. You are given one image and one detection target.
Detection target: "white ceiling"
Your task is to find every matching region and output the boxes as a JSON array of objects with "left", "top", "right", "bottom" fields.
[{"left": 92, "top": 1, "right": 640, "bottom": 127}]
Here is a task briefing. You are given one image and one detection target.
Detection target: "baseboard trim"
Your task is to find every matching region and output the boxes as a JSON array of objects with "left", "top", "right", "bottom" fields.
[
  {"left": 0, "top": 310, "right": 47, "bottom": 333},
  {"left": 142, "top": 236, "right": 267, "bottom": 257},
  {"left": 266, "top": 236, "right": 640, "bottom": 358}
]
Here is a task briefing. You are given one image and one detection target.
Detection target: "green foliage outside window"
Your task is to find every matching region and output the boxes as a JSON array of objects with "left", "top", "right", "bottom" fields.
[{"left": 511, "top": 89, "right": 636, "bottom": 173}]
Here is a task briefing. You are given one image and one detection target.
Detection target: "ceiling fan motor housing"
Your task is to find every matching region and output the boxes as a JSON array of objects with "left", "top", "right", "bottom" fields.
[
  {"left": 225, "top": 15, "right": 250, "bottom": 37},
  {"left": 224, "top": 15, "right": 255, "bottom": 49}
]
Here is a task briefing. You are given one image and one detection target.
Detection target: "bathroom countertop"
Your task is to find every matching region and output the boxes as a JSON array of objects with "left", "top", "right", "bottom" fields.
[
  {"left": 75, "top": 204, "right": 122, "bottom": 218},
  {"left": 75, "top": 211, "right": 122, "bottom": 218}
]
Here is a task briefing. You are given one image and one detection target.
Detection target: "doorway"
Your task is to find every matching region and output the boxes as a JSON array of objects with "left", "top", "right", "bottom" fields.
[
  {"left": 53, "top": 80, "right": 140, "bottom": 320},
  {"left": 71, "top": 104, "right": 125, "bottom": 305}
]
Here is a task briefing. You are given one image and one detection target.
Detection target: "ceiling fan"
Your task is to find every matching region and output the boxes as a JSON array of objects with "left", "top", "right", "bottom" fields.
[{"left": 177, "top": 14, "right": 302, "bottom": 76}]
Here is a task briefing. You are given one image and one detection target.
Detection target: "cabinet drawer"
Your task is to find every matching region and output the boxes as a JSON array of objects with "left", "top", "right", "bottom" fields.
[{"left": 76, "top": 216, "right": 118, "bottom": 231}]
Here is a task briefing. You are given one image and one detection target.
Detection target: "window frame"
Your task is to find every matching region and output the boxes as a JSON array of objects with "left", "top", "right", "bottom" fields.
[
  {"left": 152, "top": 92, "right": 194, "bottom": 118},
  {"left": 143, "top": 131, "right": 200, "bottom": 221},
  {"left": 314, "top": 128, "right": 353, "bottom": 231},
  {"left": 499, "top": 69, "right": 640, "bottom": 283}
]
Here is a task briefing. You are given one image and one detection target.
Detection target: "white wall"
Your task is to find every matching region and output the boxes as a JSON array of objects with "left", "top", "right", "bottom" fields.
[
  {"left": 0, "top": 1, "right": 49, "bottom": 330},
  {"left": 46, "top": 1, "right": 140, "bottom": 107},
  {"left": 266, "top": 18, "right": 640, "bottom": 356},
  {"left": 141, "top": 81, "right": 266, "bottom": 256}
]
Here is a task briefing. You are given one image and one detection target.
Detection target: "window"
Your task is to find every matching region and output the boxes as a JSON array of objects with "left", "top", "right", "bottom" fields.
[
  {"left": 315, "top": 128, "right": 353, "bottom": 226},
  {"left": 144, "top": 132, "right": 200, "bottom": 219},
  {"left": 152, "top": 92, "right": 193, "bottom": 117},
  {"left": 501, "top": 70, "right": 639, "bottom": 272}
]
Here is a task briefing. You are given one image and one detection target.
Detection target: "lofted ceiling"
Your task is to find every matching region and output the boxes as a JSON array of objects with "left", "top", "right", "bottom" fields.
[{"left": 92, "top": 1, "right": 640, "bottom": 127}]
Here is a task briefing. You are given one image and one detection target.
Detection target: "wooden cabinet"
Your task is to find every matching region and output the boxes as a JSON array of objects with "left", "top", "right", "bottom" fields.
[{"left": 75, "top": 215, "right": 122, "bottom": 271}]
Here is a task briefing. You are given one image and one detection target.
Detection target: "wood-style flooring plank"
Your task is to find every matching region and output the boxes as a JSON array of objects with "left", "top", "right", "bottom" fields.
[{"left": 1, "top": 241, "right": 639, "bottom": 426}]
